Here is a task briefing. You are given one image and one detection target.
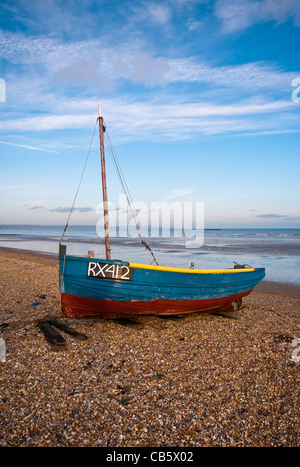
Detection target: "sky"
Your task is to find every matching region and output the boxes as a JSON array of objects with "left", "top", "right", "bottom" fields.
[{"left": 0, "top": 0, "right": 299, "bottom": 229}]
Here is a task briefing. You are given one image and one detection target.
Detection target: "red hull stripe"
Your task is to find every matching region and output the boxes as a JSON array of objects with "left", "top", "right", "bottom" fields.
[{"left": 61, "top": 290, "right": 252, "bottom": 318}]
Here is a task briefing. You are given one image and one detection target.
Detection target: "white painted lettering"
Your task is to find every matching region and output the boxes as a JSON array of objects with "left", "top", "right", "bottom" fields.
[
  {"left": 105, "top": 264, "right": 115, "bottom": 277},
  {"left": 95, "top": 263, "right": 107, "bottom": 277},
  {"left": 120, "top": 265, "right": 130, "bottom": 280},
  {"left": 87, "top": 262, "right": 97, "bottom": 276}
]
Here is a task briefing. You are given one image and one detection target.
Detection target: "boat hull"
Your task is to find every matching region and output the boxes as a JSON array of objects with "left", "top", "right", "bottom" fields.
[
  {"left": 59, "top": 255, "right": 265, "bottom": 318},
  {"left": 61, "top": 289, "right": 252, "bottom": 318}
]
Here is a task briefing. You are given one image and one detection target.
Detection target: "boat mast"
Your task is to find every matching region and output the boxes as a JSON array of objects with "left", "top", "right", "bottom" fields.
[{"left": 98, "top": 104, "right": 111, "bottom": 260}]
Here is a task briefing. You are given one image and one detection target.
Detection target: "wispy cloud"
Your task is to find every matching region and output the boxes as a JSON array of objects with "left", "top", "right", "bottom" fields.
[
  {"left": 0, "top": 98, "right": 296, "bottom": 141},
  {"left": 166, "top": 60, "right": 298, "bottom": 95},
  {"left": 48, "top": 206, "right": 93, "bottom": 213},
  {"left": 256, "top": 213, "right": 288, "bottom": 219},
  {"left": 1, "top": 29, "right": 298, "bottom": 93},
  {"left": 1, "top": 27, "right": 298, "bottom": 148},
  {"left": 1, "top": 28, "right": 298, "bottom": 147},
  {"left": 28, "top": 205, "right": 44, "bottom": 210},
  {"left": 145, "top": 2, "right": 171, "bottom": 25},
  {"left": 0, "top": 114, "right": 96, "bottom": 132},
  {"left": 28, "top": 205, "right": 93, "bottom": 213},
  {"left": 0, "top": 140, "right": 58, "bottom": 153},
  {"left": 164, "top": 188, "right": 195, "bottom": 200},
  {"left": 256, "top": 213, "right": 300, "bottom": 219},
  {"left": 215, "top": 0, "right": 300, "bottom": 33}
]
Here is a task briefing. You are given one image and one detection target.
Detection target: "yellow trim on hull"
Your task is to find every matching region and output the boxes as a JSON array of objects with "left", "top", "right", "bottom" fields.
[{"left": 129, "top": 262, "right": 255, "bottom": 274}]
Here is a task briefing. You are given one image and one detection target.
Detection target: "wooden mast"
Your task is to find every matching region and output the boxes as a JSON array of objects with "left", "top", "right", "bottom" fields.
[{"left": 98, "top": 104, "right": 111, "bottom": 260}]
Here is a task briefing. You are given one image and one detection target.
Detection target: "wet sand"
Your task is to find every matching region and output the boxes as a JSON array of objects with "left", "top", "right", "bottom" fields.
[{"left": 0, "top": 247, "right": 299, "bottom": 447}]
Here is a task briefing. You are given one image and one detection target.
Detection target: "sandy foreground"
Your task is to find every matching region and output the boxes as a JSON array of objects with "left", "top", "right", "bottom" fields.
[{"left": 0, "top": 246, "right": 299, "bottom": 447}]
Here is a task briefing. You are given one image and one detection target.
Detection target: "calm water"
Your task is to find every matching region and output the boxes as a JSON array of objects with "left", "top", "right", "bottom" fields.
[{"left": 1, "top": 225, "right": 300, "bottom": 285}]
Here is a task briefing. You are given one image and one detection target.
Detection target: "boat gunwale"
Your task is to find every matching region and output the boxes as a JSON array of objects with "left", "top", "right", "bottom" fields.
[
  {"left": 59, "top": 255, "right": 258, "bottom": 275},
  {"left": 129, "top": 262, "right": 256, "bottom": 274}
]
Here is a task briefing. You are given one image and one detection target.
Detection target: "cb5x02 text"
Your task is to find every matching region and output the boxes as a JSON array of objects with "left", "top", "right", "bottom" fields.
[{"left": 106, "top": 450, "right": 194, "bottom": 463}]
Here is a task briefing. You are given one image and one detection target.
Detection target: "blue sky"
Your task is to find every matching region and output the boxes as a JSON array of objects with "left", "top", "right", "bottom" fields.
[{"left": 0, "top": 0, "right": 299, "bottom": 228}]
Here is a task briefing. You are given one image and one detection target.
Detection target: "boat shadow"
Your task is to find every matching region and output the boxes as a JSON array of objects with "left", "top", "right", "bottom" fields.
[{"left": 106, "top": 317, "right": 145, "bottom": 329}]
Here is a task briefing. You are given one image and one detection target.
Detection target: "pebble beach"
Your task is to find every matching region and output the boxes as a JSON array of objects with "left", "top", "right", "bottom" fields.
[{"left": 0, "top": 246, "right": 299, "bottom": 447}]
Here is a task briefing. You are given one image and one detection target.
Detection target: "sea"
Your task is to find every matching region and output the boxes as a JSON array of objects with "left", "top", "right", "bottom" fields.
[{"left": 0, "top": 225, "right": 299, "bottom": 286}]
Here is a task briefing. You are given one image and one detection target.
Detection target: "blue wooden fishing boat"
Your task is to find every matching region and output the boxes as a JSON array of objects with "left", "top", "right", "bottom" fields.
[{"left": 59, "top": 106, "right": 265, "bottom": 318}]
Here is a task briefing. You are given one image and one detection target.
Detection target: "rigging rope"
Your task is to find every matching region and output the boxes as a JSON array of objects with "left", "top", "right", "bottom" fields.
[
  {"left": 104, "top": 122, "right": 159, "bottom": 265},
  {"left": 59, "top": 119, "right": 98, "bottom": 247},
  {"left": 59, "top": 117, "right": 159, "bottom": 266}
]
